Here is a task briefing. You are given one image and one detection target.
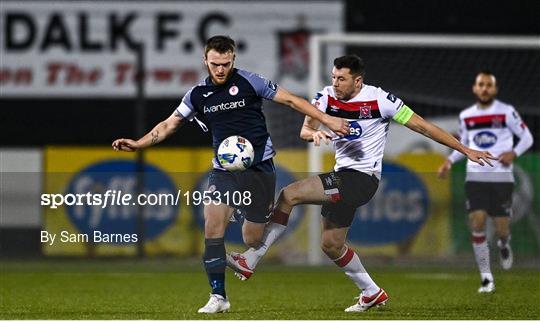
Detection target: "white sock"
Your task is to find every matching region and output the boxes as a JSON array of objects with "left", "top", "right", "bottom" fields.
[
  {"left": 243, "top": 222, "right": 287, "bottom": 268},
  {"left": 497, "top": 235, "right": 511, "bottom": 249},
  {"left": 334, "top": 247, "right": 379, "bottom": 296},
  {"left": 472, "top": 232, "right": 493, "bottom": 282}
]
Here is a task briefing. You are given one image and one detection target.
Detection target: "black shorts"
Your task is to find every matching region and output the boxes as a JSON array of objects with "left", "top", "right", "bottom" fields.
[
  {"left": 465, "top": 181, "right": 514, "bottom": 217},
  {"left": 207, "top": 159, "right": 276, "bottom": 223},
  {"left": 318, "top": 169, "right": 379, "bottom": 228}
]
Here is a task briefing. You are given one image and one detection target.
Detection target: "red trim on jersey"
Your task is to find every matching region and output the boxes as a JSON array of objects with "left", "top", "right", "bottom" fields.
[
  {"left": 327, "top": 96, "right": 379, "bottom": 112},
  {"left": 334, "top": 247, "right": 355, "bottom": 267},
  {"left": 464, "top": 114, "right": 506, "bottom": 124}
]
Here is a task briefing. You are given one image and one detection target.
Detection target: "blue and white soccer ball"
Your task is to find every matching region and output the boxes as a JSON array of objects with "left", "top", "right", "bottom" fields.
[{"left": 217, "top": 135, "right": 254, "bottom": 171}]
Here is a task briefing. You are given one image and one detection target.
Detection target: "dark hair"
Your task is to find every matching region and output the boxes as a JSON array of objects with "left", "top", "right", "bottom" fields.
[
  {"left": 334, "top": 55, "right": 365, "bottom": 77},
  {"left": 205, "top": 35, "right": 236, "bottom": 57},
  {"left": 477, "top": 69, "right": 494, "bottom": 76},
  {"left": 475, "top": 70, "right": 495, "bottom": 80},
  {"left": 473, "top": 69, "right": 497, "bottom": 84}
]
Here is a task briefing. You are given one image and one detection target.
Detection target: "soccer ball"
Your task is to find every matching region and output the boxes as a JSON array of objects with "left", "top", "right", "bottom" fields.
[{"left": 217, "top": 135, "right": 254, "bottom": 171}]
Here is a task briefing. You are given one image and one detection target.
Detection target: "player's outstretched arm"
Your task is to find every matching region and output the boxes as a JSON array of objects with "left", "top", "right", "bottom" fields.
[
  {"left": 300, "top": 116, "right": 332, "bottom": 146},
  {"left": 404, "top": 113, "right": 496, "bottom": 166},
  {"left": 273, "top": 87, "right": 349, "bottom": 136},
  {"left": 112, "top": 112, "right": 185, "bottom": 152}
]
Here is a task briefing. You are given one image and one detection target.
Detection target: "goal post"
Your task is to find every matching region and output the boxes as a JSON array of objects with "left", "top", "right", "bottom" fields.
[{"left": 306, "top": 33, "right": 540, "bottom": 265}]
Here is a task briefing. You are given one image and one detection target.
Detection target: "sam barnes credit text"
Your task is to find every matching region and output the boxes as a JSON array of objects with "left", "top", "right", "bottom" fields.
[{"left": 41, "top": 230, "right": 138, "bottom": 245}]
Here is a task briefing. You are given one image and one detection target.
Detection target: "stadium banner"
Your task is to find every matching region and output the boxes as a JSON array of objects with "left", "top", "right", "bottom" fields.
[
  {"left": 451, "top": 154, "right": 540, "bottom": 256},
  {"left": 0, "top": 1, "right": 343, "bottom": 97},
  {"left": 43, "top": 147, "right": 452, "bottom": 258},
  {"left": 42, "top": 147, "right": 308, "bottom": 256}
]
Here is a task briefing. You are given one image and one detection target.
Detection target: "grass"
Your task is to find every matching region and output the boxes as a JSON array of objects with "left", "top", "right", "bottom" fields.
[{"left": 1, "top": 259, "right": 539, "bottom": 319}]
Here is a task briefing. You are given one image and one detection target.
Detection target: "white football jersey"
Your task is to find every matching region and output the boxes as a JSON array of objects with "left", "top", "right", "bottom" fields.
[
  {"left": 448, "top": 99, "right": 533, "bottom": 182},
  {"left": 312, "top": 84, "right": 408, "bottom": 178}
]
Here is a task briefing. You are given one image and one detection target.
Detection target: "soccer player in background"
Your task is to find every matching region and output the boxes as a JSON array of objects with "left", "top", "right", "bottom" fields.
[
  {"left": 226, "top": 55, "right": 497, "bottom": 312},
  {"left": 112, "top": 35, "right": 349, "bottom": 313},
  {"left": 437, "top": 71, "right": 533, "bottom": 293}
]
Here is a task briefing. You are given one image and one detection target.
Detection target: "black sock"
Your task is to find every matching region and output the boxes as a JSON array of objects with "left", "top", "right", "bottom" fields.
[{"left": 203, "top": 237, "right": 226, "bottom": 297}]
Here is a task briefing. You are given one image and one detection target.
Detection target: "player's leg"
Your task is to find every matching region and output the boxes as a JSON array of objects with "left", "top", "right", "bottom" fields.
[
  {"left": 227, "top": 159, "right": 283, "bottom": 279},
  {"left": 260, "top": 173, "right": 333, "bottom": 248},
  {"left": 493, "top": 182, "right": 514, "bottom": 270},
  {"left": 317, "top": 171, "right": 384, "bottom": 311},
  {"left": 320, "top": 202, "right": 387, "bottom": 312},
  {"left": 241, "top": 220, "right": 266, "bottom": 248},
  {"left": 198, "top": 171, "right": 236, "bottom": 313},
  {"left": 240, "top": 160, "right": 277, "bottom": 249},
  {"left": 493, "top": 217, "right": 510, "bottom": 239},
  {"left": 228, "top": 174, "right": 331, "bottom": 278},
  {"left": 198, "top": 202, "right": 235, "bottom": 313},
  {"left": 465, "top": 181, "right": 494, "bottom": 293},
  {"left": 469, "top": 209, "right": 494, "bottom": 290},
  {"left": 321, "top": 218, "right": 381, "bottom": 294},
  {"left": 224, "top": 219, "right": 266, "bottom": 280}
]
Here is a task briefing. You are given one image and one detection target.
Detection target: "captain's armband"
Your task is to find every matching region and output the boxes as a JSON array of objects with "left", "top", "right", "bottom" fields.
[{"left": 392, "top": 105, "right": 414, "bottom": 125}]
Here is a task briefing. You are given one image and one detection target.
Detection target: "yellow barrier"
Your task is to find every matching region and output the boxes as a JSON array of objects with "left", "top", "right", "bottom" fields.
[{"left": 43, "top": 147, "right": 449, "bottom": 258}]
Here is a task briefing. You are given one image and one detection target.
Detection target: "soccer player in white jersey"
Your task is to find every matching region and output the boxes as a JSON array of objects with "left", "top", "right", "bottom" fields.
[
  {"left": 226, "top": 55, "right": 496, "bottom": 312},
  {"left": 437, "top": 71, "right": 533, "bottom": 293}
]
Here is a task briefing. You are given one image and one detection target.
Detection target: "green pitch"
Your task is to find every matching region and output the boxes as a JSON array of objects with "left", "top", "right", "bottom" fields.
[{"left": 1, "top": 260, "right": 538, "bottom": 319}]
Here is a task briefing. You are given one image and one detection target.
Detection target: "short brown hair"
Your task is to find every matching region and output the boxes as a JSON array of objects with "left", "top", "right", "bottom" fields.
[
  {"left": 205, "top": 35, "right": 236, "bottom": 57},
  {"left": 475, "top": 70, "right": 496, "bottom": 82},
  {"left": 334, "top": 55, "right": 365, "bottom": 77}
]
